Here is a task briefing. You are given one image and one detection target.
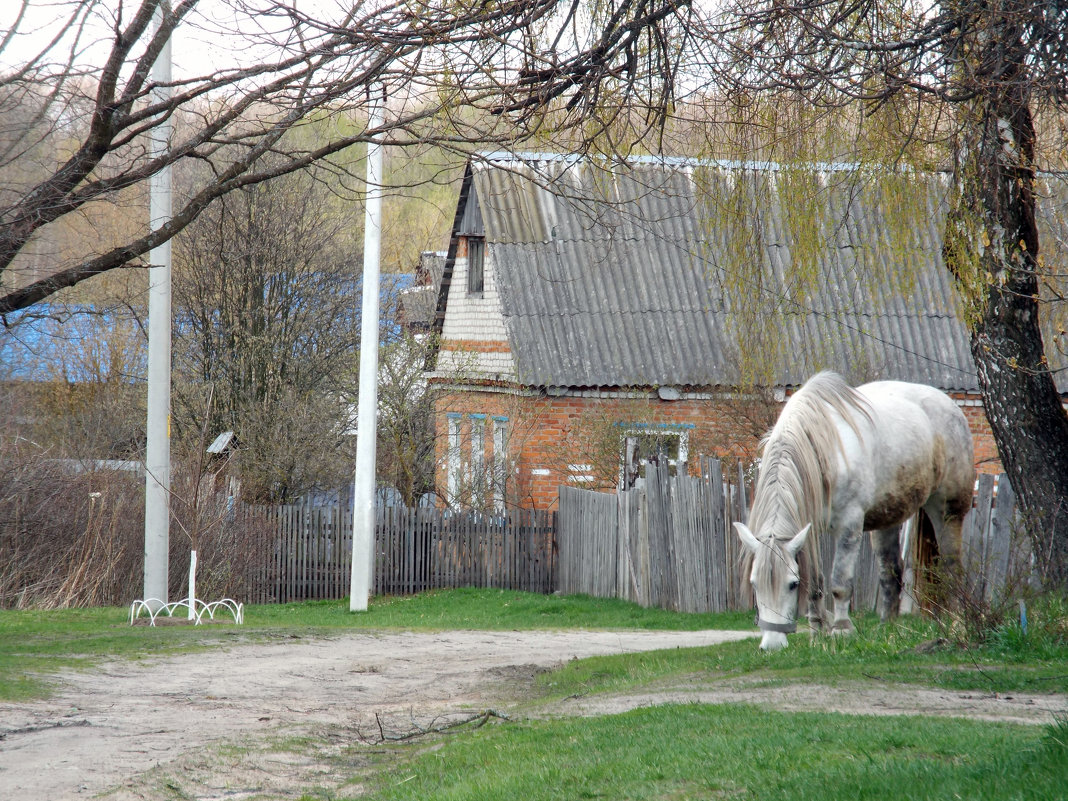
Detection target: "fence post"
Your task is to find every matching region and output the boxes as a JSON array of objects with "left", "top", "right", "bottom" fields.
[
  {"left": 986, "top": 475, "right": 1022, "bottom": 600},
  {"left": 964, "top": 474, "right": 996, "bottom": 600},
  {"left": 706, "top": 458, "right": 728, "bottom": 612}
]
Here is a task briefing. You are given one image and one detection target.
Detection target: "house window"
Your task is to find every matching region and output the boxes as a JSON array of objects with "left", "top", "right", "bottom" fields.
[
  {"left": 470, "top": 414, "right": 486, "bottom": 507},
  {"left": 492, "top": 416, "right": 508, "bottom": 510},
  {"left": 446, "top": 412, "right": 509, "bottom": 510},
  {"left": 619, "top": 424, "right": 691, "bottom": 488},
  {"left": 466, "top": 236, "right": 485, "bottom": 295},
  {"left": 447, "top": 414, "right": 462, "bottom": 503}
]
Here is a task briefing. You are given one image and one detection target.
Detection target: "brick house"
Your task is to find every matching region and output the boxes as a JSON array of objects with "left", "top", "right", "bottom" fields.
[{"left": 428, "top": 153, "right": 1068, "bottom": 511}]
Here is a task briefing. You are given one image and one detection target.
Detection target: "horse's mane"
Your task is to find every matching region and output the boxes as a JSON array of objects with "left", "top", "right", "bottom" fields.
[{"left": 743, "top": 372, "right": 872, "bottom": 602}]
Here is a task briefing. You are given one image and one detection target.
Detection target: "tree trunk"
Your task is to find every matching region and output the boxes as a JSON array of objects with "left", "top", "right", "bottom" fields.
[{"left": 945, "top": 18, "right": 1068, "bottom": 589}]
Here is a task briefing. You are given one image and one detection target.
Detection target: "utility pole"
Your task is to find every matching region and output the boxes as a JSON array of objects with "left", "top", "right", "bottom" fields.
[
  {"left": 349, "top": 85, "right": 384, "bottom": 611},
  {"left": 144, "top": 2, "right": 173, "bottom": 607}
]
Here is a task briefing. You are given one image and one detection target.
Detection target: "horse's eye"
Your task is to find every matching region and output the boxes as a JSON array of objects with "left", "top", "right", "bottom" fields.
[{"left": 788, "top": 580, "right": 799, "bottom": 592}]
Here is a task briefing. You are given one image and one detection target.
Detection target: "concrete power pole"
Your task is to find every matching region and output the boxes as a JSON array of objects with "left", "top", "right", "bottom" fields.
[
  {"left": 144, "top": 3, "right": 173, "bottom": 607},
  {"left": 349, "top": 86, "right": 384, "bottom": 611}
]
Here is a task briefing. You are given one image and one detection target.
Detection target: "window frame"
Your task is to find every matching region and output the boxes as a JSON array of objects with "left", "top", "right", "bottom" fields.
[
  {"left": 466, "top": 236, "right": 485, "bottom": 296},
  {"left": 618, "top": 424, "right": 691, "bottom": 488},
  {"left": 470, "top": 414, "right": 486, "bottom": 507},
  {"left": 492, "top": 416, "right": 509, "bottom": 511}
]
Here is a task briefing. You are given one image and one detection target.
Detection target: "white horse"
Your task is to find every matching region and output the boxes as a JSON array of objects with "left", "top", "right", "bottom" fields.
[{"left": 735, "top": 371, "right": 974, "bottom": 651}]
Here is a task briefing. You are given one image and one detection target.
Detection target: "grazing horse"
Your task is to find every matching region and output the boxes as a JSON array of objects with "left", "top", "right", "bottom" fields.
[{"left": 735, "top": 371, "right": 974, "bottom": 651}]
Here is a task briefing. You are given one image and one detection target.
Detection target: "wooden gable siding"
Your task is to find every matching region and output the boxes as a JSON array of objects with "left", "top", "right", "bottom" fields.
[{"left": 436, "top": 235, "right": 515, "bottom": 380}]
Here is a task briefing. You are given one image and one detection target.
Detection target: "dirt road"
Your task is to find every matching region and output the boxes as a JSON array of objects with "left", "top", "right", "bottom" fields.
[
  {"left": 1, "top": 628, "right": 1065, "bottom": 800},
  {"left": 0, "top": 629, "right": 752, "bottom": 800}
]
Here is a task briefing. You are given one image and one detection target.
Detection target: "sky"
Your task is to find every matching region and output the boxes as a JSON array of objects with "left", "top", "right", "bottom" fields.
[{"left": 0, "top": 1, "right": 344, "bottom": 77}]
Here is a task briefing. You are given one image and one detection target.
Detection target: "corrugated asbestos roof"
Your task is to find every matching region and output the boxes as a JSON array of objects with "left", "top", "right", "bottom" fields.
[{"left": 457, "top": 153, "right": 1068, "bottom": 392}]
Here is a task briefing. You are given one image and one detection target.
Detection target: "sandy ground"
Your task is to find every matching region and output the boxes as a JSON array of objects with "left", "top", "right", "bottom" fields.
[{"left": 1, "top": 628, "right": 1066, "bottom": 801}]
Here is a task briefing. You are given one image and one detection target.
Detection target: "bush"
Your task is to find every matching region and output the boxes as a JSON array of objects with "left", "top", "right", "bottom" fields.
[
  {"left": 0, "top": 445, "right": 144, "bottom": 607},
  {"left": 0, "top": 439, "right": 274, "bottom": 608}
]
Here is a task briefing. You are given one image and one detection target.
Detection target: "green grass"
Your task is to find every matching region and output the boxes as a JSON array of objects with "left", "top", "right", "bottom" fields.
[
  {"left": 0, "top": 589, "right": 752, "bottom": 701},
  {"left": 539, "top": 609, "right": 1068, "bottom": 700},
  {"left": 5, "top": 589, "right": 1065, "bottom": 801},
  {"left": 265, "top": 588, "right": 756, "bottom": 631},
  {"left": 0, "top": 605, "right": 240, "bottom": 700},
  {"left": 356, "top": 704, "right": 1068, "bottom": 801}
]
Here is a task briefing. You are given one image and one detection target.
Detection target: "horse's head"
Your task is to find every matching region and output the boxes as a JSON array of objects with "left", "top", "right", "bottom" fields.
[{"left": 734, "top": 521, "right": 811, "bottom": 651}]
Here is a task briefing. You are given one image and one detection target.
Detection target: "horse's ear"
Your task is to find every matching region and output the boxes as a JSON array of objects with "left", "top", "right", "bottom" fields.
[
  {"left": 786, "top": 524, "right": 812, "bottom": 556},
  {"left": 734, "top": 522, "right": 761, "bottom": 553}
]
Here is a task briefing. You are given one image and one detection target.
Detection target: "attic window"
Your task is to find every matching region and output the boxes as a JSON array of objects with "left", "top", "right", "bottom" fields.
[{"left": 466, "top": 236, "right": 484, "bottom": 296}]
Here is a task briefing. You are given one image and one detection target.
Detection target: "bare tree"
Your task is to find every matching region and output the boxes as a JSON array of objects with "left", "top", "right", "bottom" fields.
[
  {"left": 171, "top": 159, "right": 362, "bottom": 502},
  {"left": 0, "top": 302, "right": 147, "bottom": 459},
  {"left": 16, "top": 0, "right": 1066, "bottom": 587},
  {"left": 376, "top": 330, "right": 439, "bottom": 507},
  {"left": 695, "top": 0, "right": 1068, "bottom": 587},
  {"left": 0, "top": 0, "right": 694, "bottom": 315}
]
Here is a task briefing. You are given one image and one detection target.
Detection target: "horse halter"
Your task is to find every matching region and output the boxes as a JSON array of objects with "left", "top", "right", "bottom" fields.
[{"left": 757, "top": 618, "right": 797, "bottom": 634}]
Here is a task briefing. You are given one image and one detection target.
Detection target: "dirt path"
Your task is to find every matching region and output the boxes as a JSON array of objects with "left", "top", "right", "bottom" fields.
[{"left": 1, "top": 629, "right": 1065, "bottom": 801}]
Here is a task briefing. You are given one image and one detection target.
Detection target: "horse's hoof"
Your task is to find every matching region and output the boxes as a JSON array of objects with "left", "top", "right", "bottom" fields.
[{"left": 831, "top": 621, "right": 855, "bottom": 636}]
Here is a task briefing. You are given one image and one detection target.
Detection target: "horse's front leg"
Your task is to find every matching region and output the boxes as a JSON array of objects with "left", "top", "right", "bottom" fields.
[
  {"left": 830, "top": 516, "right": 864, "bottom": 634},
  {"left": 872, "top": 526, "right": 902, "bottom": 622},
  {"left": 806, "top": 569, "right": 829, "bottom": 636}
]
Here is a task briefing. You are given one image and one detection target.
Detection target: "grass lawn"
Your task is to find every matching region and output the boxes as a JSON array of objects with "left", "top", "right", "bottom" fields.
[
  {"left": 3, "top": 589, "right": 1067, "bottom": 702},
  {"left": 538, "top": 608, "right": 1068, "bottom": 700},
  {"left": 2, "top": 589, "right": 1066, "bottom": 703},
  {"left": 251, "top": 588, "right": 756, "bottom": 631},
  {"left": 355, "top": 703, "right": 1068, "bottom": 801}
]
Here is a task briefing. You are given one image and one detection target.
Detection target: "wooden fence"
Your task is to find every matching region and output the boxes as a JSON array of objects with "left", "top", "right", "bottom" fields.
[
  {"left": 958, "top": 472, "right": 1029, "bottom": 603},
  {"left": 237, "top": 464, "right": 1025, "bottom": 610},
  {"left": 557, "top": 458, "right": 1027, "bottom": 614},
  {"left": 558, "top": 458, "right": 750, "bottom": 613},
  {"left": 245, "top": 504, "right": 556, "bottom": 604}
]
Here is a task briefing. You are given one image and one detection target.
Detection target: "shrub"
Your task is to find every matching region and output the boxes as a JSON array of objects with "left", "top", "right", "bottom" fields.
[{"left": 0, "top": 439, "right": 274, "bottom": 608}]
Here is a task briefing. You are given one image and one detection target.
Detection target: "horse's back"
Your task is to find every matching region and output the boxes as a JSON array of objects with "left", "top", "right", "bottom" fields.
[
  {"left": 855, "top": 380, "right": 974, "bottom": 525},
  {"left": 858, "top": 379, "right": 960, "bottom": 417},
  {"left": 857, "top": 381, "right": 971, "bottom": 457}
]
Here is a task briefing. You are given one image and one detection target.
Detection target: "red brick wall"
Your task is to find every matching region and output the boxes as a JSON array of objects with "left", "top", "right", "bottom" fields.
[
  {"left": 957, "top": 401, "right": 1003, "bottom": 475},
  {"left": 435, "top": 388, "right": 1003, "bottom": 510}
]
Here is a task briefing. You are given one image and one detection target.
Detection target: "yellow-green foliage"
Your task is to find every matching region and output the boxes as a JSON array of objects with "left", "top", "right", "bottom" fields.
[{"left": 687, "top": 98, "right": 950, "bottom": 391}]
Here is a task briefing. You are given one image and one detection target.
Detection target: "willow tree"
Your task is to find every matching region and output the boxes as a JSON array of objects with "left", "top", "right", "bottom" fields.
[{"left": 696, "top": 1, "right": 1068, "bottom": 587}]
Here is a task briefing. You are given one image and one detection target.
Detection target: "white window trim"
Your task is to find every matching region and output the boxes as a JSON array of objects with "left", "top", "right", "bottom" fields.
[{"left": 618, "top": 425, "right": 691, "bottom": 487}]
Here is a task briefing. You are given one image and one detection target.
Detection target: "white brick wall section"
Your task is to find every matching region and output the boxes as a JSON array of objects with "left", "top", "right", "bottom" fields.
[
  {"left": 437, "top": 348, "right": 515, "bottom": 378},
  {"left": 442, "top": 253, "right": 510, "bottom": 342}
]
